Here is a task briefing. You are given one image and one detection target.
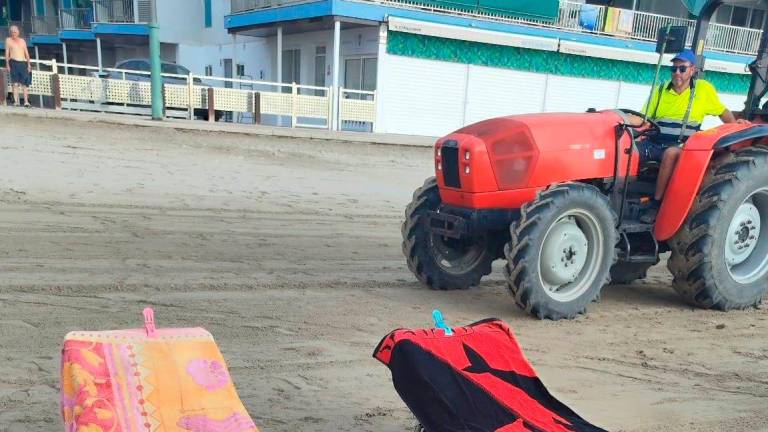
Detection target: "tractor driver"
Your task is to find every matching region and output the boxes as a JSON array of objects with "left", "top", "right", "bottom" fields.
[{"left": 627, "top": 49, "right": 744, "bottom": 223}]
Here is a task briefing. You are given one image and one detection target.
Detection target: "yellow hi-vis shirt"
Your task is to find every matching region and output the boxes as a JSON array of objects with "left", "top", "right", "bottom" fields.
[{"left": 643, "top": 79, "right": 727, "bottom": 144}]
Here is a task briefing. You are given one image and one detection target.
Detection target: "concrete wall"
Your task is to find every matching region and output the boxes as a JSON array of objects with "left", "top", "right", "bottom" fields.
[{"left": 157, "top": 0, "right": 205, "bottom": 44}]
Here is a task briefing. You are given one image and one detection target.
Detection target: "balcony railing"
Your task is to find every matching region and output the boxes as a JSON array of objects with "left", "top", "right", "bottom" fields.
[
  {"left": 32, "top": 15, "right": 59, "bottom": 35},
  {"left": 59, "top": 8, "right": 93, "bottom": 30},
  {"left": 230, "top": 0, "right": 764, "bottom": 57},
  {"left": 93, "top": 0, "right": 137, "bottom": 23},
  {"left": 231, "top": 0, "right": 317, "bottom": 14}
]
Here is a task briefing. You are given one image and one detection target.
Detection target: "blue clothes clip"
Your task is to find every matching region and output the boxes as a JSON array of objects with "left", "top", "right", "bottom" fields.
[{"left": 432, "top": 309, "right": 453, "bottom": 336}]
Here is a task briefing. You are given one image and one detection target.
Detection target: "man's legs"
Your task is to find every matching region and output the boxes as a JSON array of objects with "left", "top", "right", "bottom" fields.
[
  {"left": 11, "top": 83, "right": 20, "bottom": 106},
  {"left": 655, "top": 147, "right": 682, "bottom": 200},
  {"left": 639, "top": 145, "right": 682, "bottom": 223},
  {"left": 22, "top": 85, "right": 29, "bottom": 106}
]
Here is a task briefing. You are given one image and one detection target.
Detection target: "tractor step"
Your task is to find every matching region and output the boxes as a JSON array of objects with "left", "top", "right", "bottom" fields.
[
  {"left": 620, "top": 222, "right": 655, "bottom": 233},
  {"left": 617, "top": 224, "right": 659, "bottom": 264}
]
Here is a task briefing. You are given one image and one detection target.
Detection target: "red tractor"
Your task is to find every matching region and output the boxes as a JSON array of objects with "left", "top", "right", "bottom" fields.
[{"left": 402, "top": 0, "right": 768, "bottom": 320}]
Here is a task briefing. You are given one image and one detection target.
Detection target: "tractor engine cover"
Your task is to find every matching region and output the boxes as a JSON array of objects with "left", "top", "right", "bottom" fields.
[{"left": 435, "top": 111, "right": 636, "bottom": 209}]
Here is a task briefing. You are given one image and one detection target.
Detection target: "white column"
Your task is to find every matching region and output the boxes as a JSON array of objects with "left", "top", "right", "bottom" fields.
[
  {"left": 232, "top": 34, "right": 238, "bottom": 79},
  {"left": 373, "top": 23, "right": 386, "bottom": 133},
  {"left": 134, "top": 0, "right": 140, "bottom": 22},
  {"left": 276, "top": 26, "right": 283, "bottom": 126},
  {"left": 35, "top": 46, "right": 42, "bottom": 107},
  {"left": 276, "top": 26, "right": 283, "bottom": 84},
  {"left": 62, "top": 42, "right": 69, "bottom": 75},
  {"left": 96, "top": 37, "right": 103, "bottom": 72},
  {"left": 331, "top": 19, "right": 341, "bottom": 131}
]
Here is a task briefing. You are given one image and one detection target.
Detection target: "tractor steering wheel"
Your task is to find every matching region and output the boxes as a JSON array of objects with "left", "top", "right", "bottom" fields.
[{"left": 619, "top": 109, "right": 660, "bottom": 138}]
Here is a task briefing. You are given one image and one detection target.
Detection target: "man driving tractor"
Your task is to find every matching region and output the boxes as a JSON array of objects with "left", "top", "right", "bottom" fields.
[{"left": 628, "top": 49, "right": 745, "bottom": 222}]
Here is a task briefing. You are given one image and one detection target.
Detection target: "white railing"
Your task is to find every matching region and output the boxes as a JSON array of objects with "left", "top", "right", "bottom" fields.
[
  {"left": 93, "top": 0, "right": 137, "bottom": 24},
  {"left": 0, "top": 58, "right": 376, "bottom": 131},
  {"left": 231, "top": 0, "right": 316, "bottom": 13},
  {"left": 32, "top": 16, "right": 59, "bottom": 35},
  {"left": 59, "top": 8, "right": 93, "bottom": 30},
  {"left": 337, "top": 0, "right": 762, "bottom": 56}
]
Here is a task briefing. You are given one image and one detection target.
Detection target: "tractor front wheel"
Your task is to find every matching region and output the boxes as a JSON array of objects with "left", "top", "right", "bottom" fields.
[
  {"left": 402, "top": 177, "right": 495, "bottom": 290},
  {"left": 505, "top": 183, "right": 618, "bottom": 320},
  {"left": 669, "top": 146, "right": 768, "bottom": 309}
]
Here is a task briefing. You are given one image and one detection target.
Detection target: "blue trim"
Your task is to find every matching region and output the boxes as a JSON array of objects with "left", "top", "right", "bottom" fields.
[
  {"left": 224, "top": 0, "right": 754, "bottom": 66},
  {"left": 62, "top": 0, "right": 73, "bottom": 8},
  {"left": 204, "top": 0, "right": 213, "bottom": 28},
  {"left": 31, "top": 34, "right": 62, "bottom": 45},
  {"left": 93, "top": 23, "right": 149, "bottom": 36},
  {"left": 59, "top": 29, "right": 97, "bottom": 40}
]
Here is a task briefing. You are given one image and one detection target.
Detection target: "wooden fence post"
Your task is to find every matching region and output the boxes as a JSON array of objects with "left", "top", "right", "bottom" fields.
[
  {"left": 51, "top": 73, "right": 62, "bottom": 110},
  {"left": 0, "top": 70, "right": 7, "bottom": 106},
  {"left": 207, "top": 87, "right": 215, "bottom": 122},
  {"left": 252, "top": 92, "right": 261, "bottom": 125}
]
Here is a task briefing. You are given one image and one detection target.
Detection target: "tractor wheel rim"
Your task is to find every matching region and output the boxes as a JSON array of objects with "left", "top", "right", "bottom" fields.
[
  {"left": 538, "top": 209, "right": 603, "bottom": 302},
  {"left": 430, "top": 233, "right": 487, "bottom": 275},
  {"left": 726, "top": 188, "right": 768, "bottom": 284}
]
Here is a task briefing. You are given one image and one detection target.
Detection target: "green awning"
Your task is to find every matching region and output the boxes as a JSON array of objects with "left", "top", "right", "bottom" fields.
[
  {"left": 406, "top": 0, "right": 560, "bottom": 22},
  {"left": 681, "top": 0, "right": 711, "bottom": 15}
]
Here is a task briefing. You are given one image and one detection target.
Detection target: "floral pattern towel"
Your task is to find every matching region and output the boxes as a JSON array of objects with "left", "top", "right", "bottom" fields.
[{"left": 61, "top": 327, "right": 259, "bottom": 432}]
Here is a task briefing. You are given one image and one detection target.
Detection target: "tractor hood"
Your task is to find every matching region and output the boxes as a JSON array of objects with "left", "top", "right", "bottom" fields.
[{"left": 435, "top": 111, "right": 630, "bottom": 195}]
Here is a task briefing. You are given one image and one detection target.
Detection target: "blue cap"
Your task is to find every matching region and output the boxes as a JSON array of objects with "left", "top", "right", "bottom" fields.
[{"left": 672, "top": 49, "right": 697, "bottom": 66}]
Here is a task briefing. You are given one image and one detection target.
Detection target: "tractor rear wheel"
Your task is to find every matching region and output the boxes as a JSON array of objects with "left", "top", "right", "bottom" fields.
[
  {"left": 402, "top": 177, "right": 495, "bottom": 290},
  {"left": 668, "top": 146, "right": 768, "bottom": 309},
  {"left": 505, "top": 183, "right": 618, "bottom": 320}
]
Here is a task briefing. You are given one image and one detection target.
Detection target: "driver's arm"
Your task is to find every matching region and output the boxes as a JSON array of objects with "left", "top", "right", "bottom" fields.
[
  {"left": 719, "top": 109, "right": 738, "bottom": 124},
  {"left": 626, "top": 113, "right": 649, "bottom": 128}
]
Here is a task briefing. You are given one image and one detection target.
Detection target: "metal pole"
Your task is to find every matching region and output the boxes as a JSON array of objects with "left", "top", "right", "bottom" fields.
[
  {"left": 35, "top": 45, "right": 43, "bottom": 107},
  {"left": 96, "top": 37, "right": 102, "bottom": 72},
  {"left": 62, "top": 42, "right": 69, "bottom": 75},
  {"left": 149, "top": 0, "right": 163, "bottom": 120},
  {"left": 276, "top": 26, "right": 282, "bottom": 84},
  {"left": 276, "top": 25, "right": 282, "bottom": 126}
]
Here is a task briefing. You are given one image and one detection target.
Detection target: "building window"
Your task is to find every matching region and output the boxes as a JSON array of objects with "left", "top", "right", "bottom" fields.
[
  {"left": 35, "top": 0, "right": 46, "bottom": 16},
  {"left": 750, "top": 9, "right": 765, "bottom": 29},
  {"left": 314, "top": 46, "right": 326, "bottom": 90},
  {"left": 715, "top": 5, "right": 765, "bottom": 29},
  {"left": 344, "top": 57, "right": 377, "bottom": 92},
  {"left": 282, "top": 49, "right": 301, "bottom": 84},
  {"left": 204, "top": 0, "right": 212, "bottom": 28},
  {"left": 236, "top": 63, "right": 245, "bottom": 78},
  {"left": 205, "top": 65, "right": 213, "bottom": 76}
]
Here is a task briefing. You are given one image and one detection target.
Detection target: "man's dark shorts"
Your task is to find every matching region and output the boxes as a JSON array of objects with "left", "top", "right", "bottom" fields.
[
  {"left": 9, "top": 60, "right": 32, "bottom": 87},
  {"left": 637, "top": 140, "right": 675, "bottom": 164}
]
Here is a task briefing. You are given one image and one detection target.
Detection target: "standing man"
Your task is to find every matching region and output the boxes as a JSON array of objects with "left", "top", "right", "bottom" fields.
[
  {"left": 4, "top": 25, "right": 33, "bottom": 107},
  {"left": 627, "top": 49, "right": 744, "bottom": 223}
]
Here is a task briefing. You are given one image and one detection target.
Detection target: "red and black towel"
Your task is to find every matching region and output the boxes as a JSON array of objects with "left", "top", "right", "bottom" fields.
[{"left": 373, "top": 318, "right": 606, "bottom": 432}]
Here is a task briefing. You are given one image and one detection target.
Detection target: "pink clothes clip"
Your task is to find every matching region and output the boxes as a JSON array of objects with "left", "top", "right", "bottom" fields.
[{"left": 143, "top": 307, "right": 157, "bottom": 338}]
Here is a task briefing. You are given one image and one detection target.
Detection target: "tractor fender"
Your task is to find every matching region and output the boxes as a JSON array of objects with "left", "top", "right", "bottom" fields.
[{"left": 655, "top": 124, "right": 768, "bottom": 241}]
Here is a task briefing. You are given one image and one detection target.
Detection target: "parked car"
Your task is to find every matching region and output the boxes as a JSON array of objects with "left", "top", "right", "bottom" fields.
[{"left": 99, "top": 59, "right": 221, "bottom": 121}]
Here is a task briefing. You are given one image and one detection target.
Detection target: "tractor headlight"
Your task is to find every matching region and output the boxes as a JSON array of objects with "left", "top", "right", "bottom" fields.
[
  {"left": 464, "top": 151, "right": 470, "bottom": 161},
  {"left": 438, "top": 162, "right": 442, "bottom": 170},
  {"left": 437, "top": 148, "right": 442, "bottom": 157},
  {"left": 464, "top": 166, "right": 470, "bottom": 175}
]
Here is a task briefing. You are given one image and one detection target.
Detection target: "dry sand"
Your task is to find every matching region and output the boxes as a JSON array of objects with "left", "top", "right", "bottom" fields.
[{"left": 0, "top": 113, "right": 766, "bottom": 432}]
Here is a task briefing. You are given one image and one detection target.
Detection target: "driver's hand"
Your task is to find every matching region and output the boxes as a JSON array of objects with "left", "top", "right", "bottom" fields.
[{"left": 735, "top": 118, "right": 750, "bottom": 124}]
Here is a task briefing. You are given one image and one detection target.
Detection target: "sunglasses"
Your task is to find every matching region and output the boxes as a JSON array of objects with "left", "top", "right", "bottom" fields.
[{"left": 670, "top": 65, "right": 690, "bottom": 73}]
